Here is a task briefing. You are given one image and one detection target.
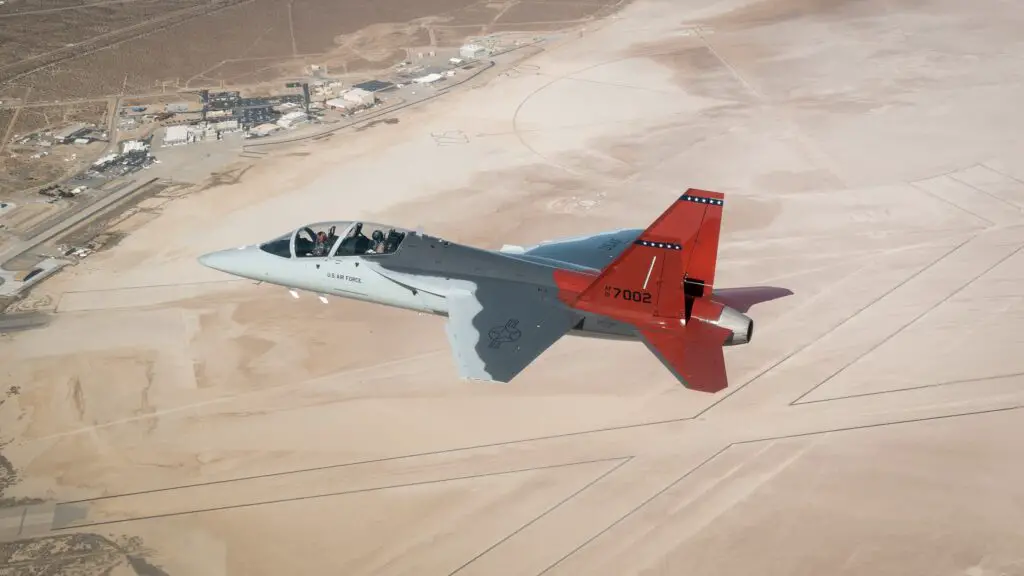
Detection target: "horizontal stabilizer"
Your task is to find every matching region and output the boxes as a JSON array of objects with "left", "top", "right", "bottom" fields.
[
  {"left": 712, "top": 286, "right": 794, "bottom": 313},
  {"left": 639, "top": 320, "right": 731, "bottom": 392}
]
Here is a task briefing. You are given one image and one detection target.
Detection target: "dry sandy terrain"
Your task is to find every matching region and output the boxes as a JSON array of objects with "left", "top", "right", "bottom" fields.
[
  {"left": 3, "top": 0, "right": 1024, "bottom": 574},
  {"left": 0, "top": 0, "right": 622, "bottom": 103}
]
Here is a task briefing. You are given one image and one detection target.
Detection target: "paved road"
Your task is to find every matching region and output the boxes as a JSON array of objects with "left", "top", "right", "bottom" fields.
[{"left": 0, "top": 177, "right": 158, "bottom": 270}]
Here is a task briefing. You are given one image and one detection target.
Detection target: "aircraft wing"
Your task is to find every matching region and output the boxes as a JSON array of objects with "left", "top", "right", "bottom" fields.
[
  {"left": 515, "top": 229, "right": 643, "bottom": 271},
  {"left": 444, "top": 280, "right": 580, "bottom": 382}
]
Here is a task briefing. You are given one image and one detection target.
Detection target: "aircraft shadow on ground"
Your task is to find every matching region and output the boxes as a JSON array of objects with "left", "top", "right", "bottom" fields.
[{"left": 713, "top": 286, "right": 794, "bottom": 313}]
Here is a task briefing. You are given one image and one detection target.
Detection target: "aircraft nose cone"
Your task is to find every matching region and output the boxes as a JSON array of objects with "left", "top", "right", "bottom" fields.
[{"left": 198, "top": 250, "right": 232, "bottom": 273}]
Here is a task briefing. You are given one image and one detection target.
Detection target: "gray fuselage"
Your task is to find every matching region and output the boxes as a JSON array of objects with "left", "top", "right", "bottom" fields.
[{"left": 199, "top": 227, "right": 639, "bottom": 341}]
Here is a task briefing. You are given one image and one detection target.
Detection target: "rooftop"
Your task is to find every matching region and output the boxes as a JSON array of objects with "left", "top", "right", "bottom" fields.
[
  {"left": 164, "top": 125, "right": 189, "bottom": 140},
  {"left": 52, "top": 123, "right": 89, "bottom": 140},
  {"left": 353, "top": 80, "right": 396, "bottom": 93}
]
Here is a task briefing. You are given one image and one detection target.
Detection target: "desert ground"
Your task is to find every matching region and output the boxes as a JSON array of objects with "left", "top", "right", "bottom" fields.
[
  {"left": 0, "top": 0, "right": 623, "bottom": 104},
  {"left": 3, "top": 0, "right": 1024, "bottom": 574},
  {"left": 0, "top": 0, "right": 624, "bottom": 205}
]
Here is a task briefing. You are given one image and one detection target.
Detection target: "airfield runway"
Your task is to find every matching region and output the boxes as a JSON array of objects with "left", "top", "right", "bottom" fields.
[{"left": 2, "top": 0, "right": 1024, "bottom": 574}]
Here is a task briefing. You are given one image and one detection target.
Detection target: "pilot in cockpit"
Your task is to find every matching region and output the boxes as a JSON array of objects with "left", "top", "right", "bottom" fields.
[
  {"left": 313, "top": 230, "right": 329, "bottom": 256},
  {"left": 367, "top": 230, "right": 387, "bottom": 254}
]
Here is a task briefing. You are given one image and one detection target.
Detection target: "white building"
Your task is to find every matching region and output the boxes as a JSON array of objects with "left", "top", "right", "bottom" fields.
[
  {"left": 121, "top": 140, "right": 147, "bottom": 153},
  {"left": 459, "top": 43, "right": 486, "bottom": 59},
  {"left": 248, "top": 123, "right": 282, "bottom": 138},
  {"left": 214, "top": 119, "right": 240, "bottom": 132},
  {"left": 342, "top": 88, "right": 375, "bottom": 107},
  {"left": 413, "top": 73, "right": 443, "bottom": 84},
  {"left": 325, "top": 98, "right": 351, "bottom": 111},
  {"left": 163, "top": 125, "right": 189, "bottom": 146},
  {"left": 276, "top": 111, "right": 308, "bottom": 128}
]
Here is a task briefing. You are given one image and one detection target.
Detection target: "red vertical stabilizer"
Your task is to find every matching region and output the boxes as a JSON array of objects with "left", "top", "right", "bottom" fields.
[
  {"left": 561, "top": 189, "right": 733, "bottom": 392},
  {"left": 571, "top": 189, "right": 724, "bottom": 322}
]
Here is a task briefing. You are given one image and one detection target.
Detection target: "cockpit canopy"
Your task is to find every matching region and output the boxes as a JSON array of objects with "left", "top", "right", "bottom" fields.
[{"left": 259, "top": 221, "right": 411, "bottom": 259}]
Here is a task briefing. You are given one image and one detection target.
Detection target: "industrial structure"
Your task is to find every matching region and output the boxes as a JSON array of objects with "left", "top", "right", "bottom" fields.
[
  {"left": 161, "top": 120, "right": 240, "bottom": 147},
  {"left": 353, "top": 80, "right": 396, "bottom": 93},
  {"left": 87, "top": 138, "right": 155, "bottom": 177},
  {"left": 18, "top": 123, "right": 110, "bottom": 146},
  {"left": 154, "top": 47, "right": 487, "bottom": 145},
  {"left": 325, "top": 87, "right": 379, "bottom": 113},
  {"left": 52, "top": 123, "right": 91, "bottom": 144},
  {"left": 459, "top": 43, "right": 487, "bottom": 59},
  {"left": 276, "top": 111, "right": 308, "bottom": 129},
  {"left": 163, "top": 125, "right": 189, "bottom": 146},
  {"left": 413, "top": 73, "right": 444, "bottom": 84},
  {"left": 198, "top": 89, "right": 308, "bottom": 128}
]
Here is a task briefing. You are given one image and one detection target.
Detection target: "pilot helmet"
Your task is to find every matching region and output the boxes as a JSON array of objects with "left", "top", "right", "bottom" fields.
[{"left": 372, "top": 230, "right": 385, "bottom": 242}]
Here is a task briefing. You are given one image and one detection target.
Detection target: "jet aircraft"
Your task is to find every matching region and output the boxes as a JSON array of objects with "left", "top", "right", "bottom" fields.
[{"left": 198, "top": 189, "right": 789, "bottom": 392}]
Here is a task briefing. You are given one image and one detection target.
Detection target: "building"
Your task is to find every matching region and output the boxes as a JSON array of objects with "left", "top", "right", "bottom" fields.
[
  {"left": 459, "top": 43, "right": 486, "bottom": 59},
  {"left": 93, "top": 153, "right": 118, "bottom": 166},
  {"left": 163, "top": 125, "right": 189, "bottom": 146},
  {"left": 121, "top": 140, "right": 148, "bottom": 154},
  {"left": 276, "top": 111, "right": 308, "bottom": 128},
  {"left": 52, "top": 123, "right": 89, "bottom": 143},
  {"left": 413, "top": 73, "right": 443, "bottom": 84},
  {"left": 353, "top": 80, "right": 396, "bottom": 93},
  {"left": 273, "top": 101, "right": 300, "bottom": 112},
  {"left": 342, "top": 88, "right": 375, "bottom": 107},
  {"left": 325, "top": 98, "right": 351, "bottom": 111},
  {"left": 214, "top": 119, "right": 240, "bottom": 133},
  {"left": 248, "top": 123, "right": 282, "bottom": 138},
  {"left": 121, "top": 140, "right": 146, "bottom": 153}
]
